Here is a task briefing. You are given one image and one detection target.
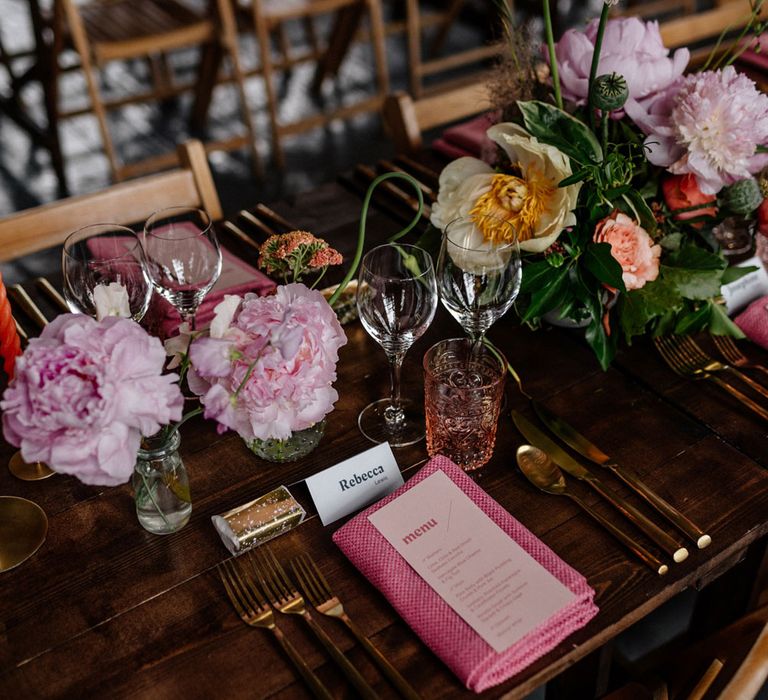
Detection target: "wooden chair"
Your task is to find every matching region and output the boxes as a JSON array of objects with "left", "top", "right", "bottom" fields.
[
  {"left": 236, "top": 0, "right": 390, "bottom": 169},
  {"left": 658, "top": 0, "right": 768, "bottom": 69},
  {"left": 381, "top": 79, "right": 492, "bottom": 154},
  {"left": 0, "top": 140, "right": 222, "bottom": 262},
  {"left": 39, "top": 0, "right": 258, "bottom": 185}
]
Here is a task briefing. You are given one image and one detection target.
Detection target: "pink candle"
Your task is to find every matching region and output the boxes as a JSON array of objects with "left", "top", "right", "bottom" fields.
[{"left": 0, "top": 272, "right": 22, "bottom": 380}]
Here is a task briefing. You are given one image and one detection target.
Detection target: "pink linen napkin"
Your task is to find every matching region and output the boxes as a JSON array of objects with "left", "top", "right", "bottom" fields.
[
  {"left": 735, "top": 294, "right": 768, "bottom": 350},
  {"left": 332, "top": 456, "right": 598, "bottom": 693},
  {"left": 432, "top": 112, "right": 499, "bottom": 162},
  {"left": 148, "top": 245, "right": 275, "bottom": 339}
]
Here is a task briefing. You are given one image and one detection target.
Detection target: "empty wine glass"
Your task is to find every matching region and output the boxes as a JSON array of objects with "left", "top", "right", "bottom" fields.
[
  {"left": 62, "top": 224, "right": 152, "bottom": 321},
  {"left": 142, "top": 206, "right": 222, "bottom": 329},
  {"left": 356, "top": 244, "right": 438, "bottom": 447},
  {"left": 437, "top": 215, "right": 521, "bottom": 343}
]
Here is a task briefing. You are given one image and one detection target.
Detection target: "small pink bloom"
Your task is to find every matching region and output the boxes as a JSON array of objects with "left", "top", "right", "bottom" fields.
[
  {"left": 593, "top": 212, "right": 661, "bottom": 291},
  {"left": 1, "top": 314, "right": 183, "bottom": 486}
]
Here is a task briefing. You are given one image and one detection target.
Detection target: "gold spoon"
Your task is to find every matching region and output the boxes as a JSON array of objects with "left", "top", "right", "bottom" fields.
[
  {"left": 0, "top": 496, "right": 48, "bottom": 572},
  {"left": 516, "top": 444, "right": 668, "bottom": 576}
]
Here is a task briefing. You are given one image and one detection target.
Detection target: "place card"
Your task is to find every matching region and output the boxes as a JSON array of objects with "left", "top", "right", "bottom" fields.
[
  {"left": 368, "top": 469, "right": 577, "bottom": 654},
  {"left": 306, "top": 443, "right": 404, "bottom": 526},
  {"left": 722, "top": 256, "right": 768, "bottom": 314}
]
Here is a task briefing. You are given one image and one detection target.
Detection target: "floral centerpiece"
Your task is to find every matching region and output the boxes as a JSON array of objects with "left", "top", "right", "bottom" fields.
[{"left": 431, "top": 0, "right": 768, "bottom": 367}]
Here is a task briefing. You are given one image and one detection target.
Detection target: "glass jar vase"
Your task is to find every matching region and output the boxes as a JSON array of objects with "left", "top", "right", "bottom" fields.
[
  {"left": 132, "top": 430, "right": 191, "bottom": 535},
  {"left": 248, "top": 420, "right": 326, "bottom": 463}
]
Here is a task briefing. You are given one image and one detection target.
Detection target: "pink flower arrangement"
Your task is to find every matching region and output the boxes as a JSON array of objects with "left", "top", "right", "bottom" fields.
[
  {"left": 633, "top": 66, "right": 768, "bottom": 194},
  {"left": 1, "top": 314, "right": 183, "bottom": 486},
  {"left": 553, "top": 17, "right": 689, "bottom": 117},
  {"left": 593, "top": 212, "right": 660, "bottom": 291},
  {"left": 189, "top": 283, "right": 346, "bottom": 442}
]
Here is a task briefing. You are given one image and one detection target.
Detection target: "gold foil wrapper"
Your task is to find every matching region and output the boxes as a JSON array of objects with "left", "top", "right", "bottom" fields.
[{"left": 212, "top": 486, "right": 305, "bottom": 555}]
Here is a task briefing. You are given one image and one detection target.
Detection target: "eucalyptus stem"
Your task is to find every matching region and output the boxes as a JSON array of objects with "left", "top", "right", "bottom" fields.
[
  {"left": 542, "top": 0, "right": 562, "bottom": 109},
  {"left": 327, "top": 172, "right": 424, "bottom": 307},
  {"left": 587, "top": 3, "right": 611, "bottom": 131}
]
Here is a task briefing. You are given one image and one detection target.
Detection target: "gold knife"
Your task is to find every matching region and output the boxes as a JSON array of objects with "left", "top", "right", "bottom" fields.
[
  {"left": 532, "top": 401, "right": 711, "bottom": 549},
  {"left": 512, "top": 411, "right": 689, "bottom": 563}
]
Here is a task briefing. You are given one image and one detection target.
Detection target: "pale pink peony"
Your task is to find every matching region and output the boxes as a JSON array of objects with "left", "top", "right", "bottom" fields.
[
  {"left": 593, "top": 212, "right": 661, "bottom": 291},
  {"left": 1, "top": 314, "right": 184, "bottom": 486},
  {"left": 630, "top": 67, "right": 768, "bottom": 194},
  {"left": 553, "top": 17, "right": 689, "bottom": 117},
  {"left": 189, "top": 283, "right": 346, "bottom": 441}
]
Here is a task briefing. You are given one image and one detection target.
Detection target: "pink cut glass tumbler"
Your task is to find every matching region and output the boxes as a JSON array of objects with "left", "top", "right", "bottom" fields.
[{"left": 423, "top": 338, "right": 507, "bottom": 471}]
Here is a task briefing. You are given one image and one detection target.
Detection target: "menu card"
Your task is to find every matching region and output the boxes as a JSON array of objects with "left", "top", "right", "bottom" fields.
[{"left": 368, "top": 470, "right": 577, "bottom": 654}]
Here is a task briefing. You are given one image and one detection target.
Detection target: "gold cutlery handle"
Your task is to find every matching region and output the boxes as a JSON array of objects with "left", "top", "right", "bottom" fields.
[
  {"left": 340, "top": 613, "right": 421, "bottom": 700},
  {"left": 34, "top": 278, "right": 69, "bottom": 314},
  {"left": 271, "top": 624, "right": 335, "bottom": 700},
  {"left": 302, "top": 611, "right": 380, "bottom": 700},
  {"left": 9, "top": 285, "right": 48, "bottom": 330},
  {"left": 607, "top": 463, "right": 711, "bottom": 549},
  {"left": 707, "top": 373, "right": 768, "bottom": 423},
  {"left": 586, "top": 476, "right": 689, "bottom": 563},
  {"left": 725, "top": 366, "right": 768, "bottom": 402},
  {"left": 568, "top": 493, "right": 668, "bottom": 575}
]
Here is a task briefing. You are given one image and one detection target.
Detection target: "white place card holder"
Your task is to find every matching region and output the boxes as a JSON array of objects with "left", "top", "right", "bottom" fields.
[{"left": 305, "top": 443, "right": 404, "bottom": 526}]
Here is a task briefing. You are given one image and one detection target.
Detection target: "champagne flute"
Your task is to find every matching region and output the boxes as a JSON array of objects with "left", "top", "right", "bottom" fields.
[
  {"left": 142, "top": 206, "right": 222, "bottom": 329},
  {"left": 356, "top": 244, "right": 438, "bottom": 447},
  {"left": 62, "top": 224, "right": 152, "bottom": 321},
  {"left": 437, "top": 215, "right": 521, "bottom": 344}
]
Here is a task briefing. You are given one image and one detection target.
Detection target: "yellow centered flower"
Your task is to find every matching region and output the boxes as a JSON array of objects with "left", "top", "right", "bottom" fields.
[{"left": 470, "top": 168, "right": 554, "bottom": 244}]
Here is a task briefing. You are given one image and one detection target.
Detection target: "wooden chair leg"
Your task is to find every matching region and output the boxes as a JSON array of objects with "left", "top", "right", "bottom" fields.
[
  {"left": 61, "top": 0, "right": 121, "bottom": 182},
  {"left": 405, "top": 0, "right": 422, "bottom": 97},
  {"left": 311, "top": 4, "right": 363, "bottom": 92},
  {"left": 428, "top": 0, "right": 464, "bottom": 58},
  {"left": 366, "top": 0, "right": 390, "bottom": 98},
  {"left": 215, "top": 0, "right": 261, "bottom": 177},
  {"left": 252, "top": 0, "right": 284, "bottom": 168},
  {"left": 190, "top": 40, "right": 223, "bottom": 132}
]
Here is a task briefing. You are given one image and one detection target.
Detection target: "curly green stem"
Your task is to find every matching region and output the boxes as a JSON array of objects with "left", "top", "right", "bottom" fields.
[{"left": 327, "top": 172, "right": 424, "bottom": 307}]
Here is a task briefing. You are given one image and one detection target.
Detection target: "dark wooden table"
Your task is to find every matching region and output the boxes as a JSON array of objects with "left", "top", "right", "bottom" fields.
[{"left": 2, "top": 166, "right": 768, "bottom": 699}]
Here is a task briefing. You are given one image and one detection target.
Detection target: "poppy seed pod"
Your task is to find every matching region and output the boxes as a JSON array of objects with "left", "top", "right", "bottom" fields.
[{"left": 590, "top": 73, "right": 629, "bottom": 112}]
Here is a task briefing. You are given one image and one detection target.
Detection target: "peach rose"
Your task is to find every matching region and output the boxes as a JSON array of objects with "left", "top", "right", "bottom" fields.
[
  {"left": 661, "top": 174, "right": 717, "bottom": 228},
  {"left": 593, "top": 212, "right": 661, "bottom": 291}
]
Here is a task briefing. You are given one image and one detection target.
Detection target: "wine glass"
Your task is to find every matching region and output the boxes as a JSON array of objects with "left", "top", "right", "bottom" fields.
[
  {"left": 142, "top": 206, "right": 222, "bottom": 329},
  {"left": 437, "top": 215, "right": 521, "bottom": 343},
  {"left": 356, "top": 243, "right": 438, "bottom": 447},
  {"left": 62, "top": 224, "right": 152, "bottom": 321}
]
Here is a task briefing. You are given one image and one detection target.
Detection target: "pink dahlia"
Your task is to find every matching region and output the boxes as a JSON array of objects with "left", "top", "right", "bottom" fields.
[
  {"left": 189, "top": 284, "right": 346, "bottom": 441},
  {"left": 632, "top": 67, "right": 768, "bottom": 194},
  {"left": 1, "top": 314, "right": 184, "bottom": 486}
]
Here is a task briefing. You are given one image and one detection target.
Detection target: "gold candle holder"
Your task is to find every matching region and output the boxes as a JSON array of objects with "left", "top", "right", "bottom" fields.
[{"left": 212, "top": 486, "right": 305, "bottom": 555}]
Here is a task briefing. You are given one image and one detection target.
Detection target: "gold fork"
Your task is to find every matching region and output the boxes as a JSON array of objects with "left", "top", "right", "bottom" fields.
[
  {"left": 292, "top": 554, "right": 421, "bottom": 700},
  {"left": 654, "top": 336, "right": 768, "bottom": 422},
  {"left": 672, "top": 335, "right": 768, "bottom": 401},
  {"left": 217, "top": 559, "right": 334, "bottom": 700},
  {"left": 251, "top": 549, "right": 380, "bottom": 700},
  {"left": 712, "top": 334, "right": 768, "bottom": 381}
]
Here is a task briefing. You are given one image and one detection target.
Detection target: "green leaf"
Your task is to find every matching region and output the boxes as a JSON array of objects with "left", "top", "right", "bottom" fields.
[
  {"left": 621, "top": 190, "right": 657, "bottom": 234},
  {"left": 721, "top": 265, "right": 758, "bottom": 285},
  {"left": 517, "top": 100, "right": 603, "bottom": 165},
  {"left": 558, "top": 169, "right": 589, "bottom": 187},
  {"left": 708, "top": 302, "right": 746, "bottom": 338},
  {"left": 619, "top": 277, "right": 682, "bottom": 340},
  {"left": 674, "top": 303, "right": 711, "bottom": 334},
  {"left": 520, "top": 260, "right": 562, "bottom": 293},
  {"left": 666, "top": 245, "right": 725, "bottom": 271},
  {"left": 658, "top": 233, "right": 683, "bottom": 252},
  {"left": 583, "top": 243, "right": 626, "bottom": 292},
  {"left": 521, "top": 264, "right": 571, "bottom": 321},
  {"left": 662, "top": 267, "right": 723, "bottom": 300}
]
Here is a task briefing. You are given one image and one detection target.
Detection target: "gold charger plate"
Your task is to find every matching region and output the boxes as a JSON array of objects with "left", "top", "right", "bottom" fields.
[{"left": 0, "top": 496, "right": 48, "bottom": 572}]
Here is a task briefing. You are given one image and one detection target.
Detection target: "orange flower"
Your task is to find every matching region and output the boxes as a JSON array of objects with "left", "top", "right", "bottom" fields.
[{"left": 661, "top": 174, "right": 717, "bottom": 229}]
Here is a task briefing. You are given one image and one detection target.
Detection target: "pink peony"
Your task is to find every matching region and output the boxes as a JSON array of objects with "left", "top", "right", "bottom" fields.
[
  {"left": 1, "top": 314, "right": 183, "bottom": 486},
  {"left": 593, "top": 212, "right": 661, "bottom": 291},
  {"left": 553, "top": 17, "right": 689, "bottom": 117},
  {"left": 630, "top": 67, "right": 768, "bottom": 194},
  {"left": 189, "top": 283, "right": 346, "bottom": 441}
]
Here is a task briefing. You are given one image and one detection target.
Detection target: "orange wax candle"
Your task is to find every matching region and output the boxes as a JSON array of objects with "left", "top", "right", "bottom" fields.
[{"left": 0, "top": 272, "right": 22, "bottom": 380}]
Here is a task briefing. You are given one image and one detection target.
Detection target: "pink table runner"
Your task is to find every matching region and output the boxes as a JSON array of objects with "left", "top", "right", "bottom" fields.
[
  {"left": 735, "top": 294, "right": 768, "bottom": 350},
  {"left": 332, "top": 456, "right": 598, "bottom": 693},
  {"left": 432, "top": 112, "right": 499, "bottom": 162}
]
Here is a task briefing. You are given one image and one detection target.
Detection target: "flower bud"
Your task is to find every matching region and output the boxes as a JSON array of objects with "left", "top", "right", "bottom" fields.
[
  {"left": 724, "top": 177, "right": 763, "bottom": 215},
  {"left": 590, "top": 73, "right": 629, "bottom": 112}
]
